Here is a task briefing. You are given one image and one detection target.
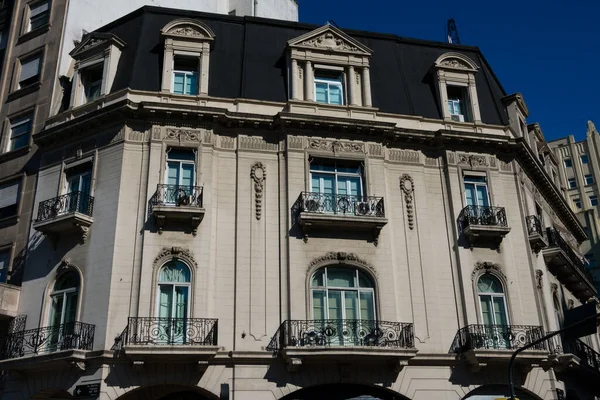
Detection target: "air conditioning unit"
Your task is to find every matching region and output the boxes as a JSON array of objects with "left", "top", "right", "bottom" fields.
[
  {"left": 451, "top": 114, "right": 465, "bottom": 122},
  {"left": 355, "top": 201, "right": 371, "bottom": 216}
]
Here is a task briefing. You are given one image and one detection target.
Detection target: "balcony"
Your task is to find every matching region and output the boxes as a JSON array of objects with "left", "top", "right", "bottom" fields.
[
  {"left": 150, "top": 185, "right": 205, "bottom": 235},
  {"left": 526, "top": 215, "right": 548, "bottom": 253},
  {"left": 294, "top": 192, "right": 388, "bottom": 245},
  {"left": 0, "top": 322, "right": 95, "bottom": 371},
  {"left": 546, "top": 335, "right": 600, "bottom": 378},
  {"left": 120, "top": 317, "right": 219, "bottom": 368},
  {"left": 451, "top": 324, "right": 547, "bottom": 371},
  {"left": 33, "top": 192, "right": 94, "bottom": 243},
  {"left": 267, "top": 319, "right": 417, "bottom": 372},
  {"left": 543, "top": 228, "right": 596, "bottom": 302},
  {"left": 458, "top": 205, "right": 510, "bottom": 248}
]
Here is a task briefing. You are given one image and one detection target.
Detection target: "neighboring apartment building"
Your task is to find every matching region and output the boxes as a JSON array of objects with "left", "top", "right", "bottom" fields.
[
  {"left": 0, "top": 6, "right": 598, "bottom": 400},
  {"left": 0, "top": 0, "right": 296, "bottom": 351},
  {"left": 549, "top": 121, "right": 600, "bottom": 291}
]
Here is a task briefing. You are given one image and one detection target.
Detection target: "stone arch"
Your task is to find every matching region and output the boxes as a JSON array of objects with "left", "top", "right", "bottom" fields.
[
  {"left": 161, "top": 18, "right": 215, "bottom": 40},
  {"left": 435, "top": 52, "right": 479, "bottom": 71},
  {"left": 41, "top": 258, "right": 85, "bottom": 326},
  {"left": 278, "top": 383, "right": 410, "bottom": 400},
  {"left": 307, "top": 251, "right": 377, "bottom": 279},
  {"left": 115, "top": 384, "right": 218, "bottom": 400},
  {"left": 151, "top": 247, "right": 197, "bottom": 317},
  {"left": 462, "top": 384, "right": 542, "bottom": 400}
]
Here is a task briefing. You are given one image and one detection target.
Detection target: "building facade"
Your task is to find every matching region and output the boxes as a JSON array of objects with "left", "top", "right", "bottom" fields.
[
  {"left": 0, "top": 0, "right": 296, "bottom": 350},
  {"left": 0, "top": 6, "right": 598, "bottom": 400},
  {"left": 549, "top": 122, "right": 600, "bottom": 291}
]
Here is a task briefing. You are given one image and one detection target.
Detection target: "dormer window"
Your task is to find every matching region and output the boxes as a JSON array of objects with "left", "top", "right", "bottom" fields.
[
  {"left": 160, "top": 19, "right": 215, "bottom": 96},
  {"left": 434, "top": 53, "right": 481, "bottom": 123},
  {"left": 315, "top": 70, "right": 343, "bottom": 105},
  {"left": 68, "top": 32, "right": 125, "bottom": 108},
  {"left": 287, "top": 25, "right": 373, "bottom": 107},
  {"left": 172, "top": 56, "right": 199, "bottom": 95}
]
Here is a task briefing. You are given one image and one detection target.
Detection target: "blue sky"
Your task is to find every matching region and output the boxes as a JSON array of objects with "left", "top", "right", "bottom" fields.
[{"left": 299, "top": 0, "right": 600, "bottom": 142}]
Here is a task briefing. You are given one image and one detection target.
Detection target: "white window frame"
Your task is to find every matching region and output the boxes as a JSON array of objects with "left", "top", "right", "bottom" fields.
[
  {"left": 171, "top": 61, "right": 199, "bottom": 96},
  {"left": 7, "top": 115, "right": 32, "bottom": 152},
  {"left": 476, "top": 275, "right": 510, "bottom": 327},
  {"left": 309, "top": 160, "right": 363, "bottom": 197},
  {"left": 590, "top": 195, "right": 598, "bottom": 207},
  {"left": 155, "top": 262, "right": 192, "bottom": 320},
  {"left": 463, "top": 175, "right": 490, "bottom": 207},
  {"left": 585, "top": 174, "right": 594, "bottom": 185},
  {"left": 314, "top": 76, "right": 344, "bottom": 106},
  {"left": 568, "top": 178, "right": 577, "bottom": 189}
]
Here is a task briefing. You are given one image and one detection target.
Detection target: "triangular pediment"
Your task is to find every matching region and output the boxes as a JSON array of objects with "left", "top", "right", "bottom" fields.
[
  {"left": 288, "top": 24, "right": 372, "bottom": 55},
  {"left": 70, "top": 32, "right": 126, "bottom": 59}
]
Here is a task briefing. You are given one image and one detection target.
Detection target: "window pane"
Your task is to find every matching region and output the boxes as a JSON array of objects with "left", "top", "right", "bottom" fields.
[
  {"left": 312, "top": 290, "right": 326, "bottom": 320},
  {"left": 30, "top": 1, "right": 49, "bottom": 17},
  {"left": 477, "top": 275, "right": 503, "bottom": 293},
  {"left": 564, "top": 159, "right": 572, "bottom": 168},
  {"left": 311, "top": 270, "right": 324, "bottom": 287},
  {"left": 19, "top": 56, "right": 40, "bottom": 84},
  {"left": 329, "top": 85, "right": 342, "bottom": 105},
  {"left": 181, "top": 164, "right": 194, "bottom": 188},
  {"left": 0, "top": 181, "right": 19, "bottom": 209},
  {"left": 174, "top": 286, "right": 188, "bottom": 319},
  {"left": 159, "top": 261, "right": 191, "bottom": 283},
  {"left": 327, "top": 268, "right": 355, "bottom": 287},
  {"left": 64, "top": 292, "right": 78, "bottom": 323},
  {"left": 344, "top": 291, "right": 358, "bottom": 320},
  {"left": 54, "top": 271, "right": 80, "bottom": 291},
  {"left": 158, "top": 285, "right": 173, "bottom": 318},
  {"left": 328, "top": 290, "right": 342, "bottom": 319},
  {"left": 322, "top": 175, "right": 334, "bottom": 195},
  {"left": 173, "top": 73, "right": 185, "bottom": 94},
  {"left": 492, "top": 297, "right": 508, "bottom": 326},
  {"left": 167, "top": 162, "right": 180, "bottom": 186},
  {"left": 10, "top": 118, "right": 31, "bottom": 138},
  {"left": 476, "top": 185, "right": 489, "bottom": 207},
  {"left": 315, "top": 83, "right": 328, "bottom": 103},
  {"left": 464, "top": 183, "right": 476, "bottom": 206},
  {"left": 186, "top": 72, "right": 198, "bottom": 95},
  {"left": 358, "top": 271, "right": 373, "bottom": 288},
  {"left": 0, "top": 251, "right": 8, "bottom": 283},
  {"left": 168, "top": 149, "right": 195, "bottom": 161},
  {"left": 479, "top": 295, "right": 493, "bottom": 325},
  {"left": 581, "top": 155, "right": 589, "bottom": 164},
  {"left": 359, "top": 292, "right": 375, "bottom": 320}
]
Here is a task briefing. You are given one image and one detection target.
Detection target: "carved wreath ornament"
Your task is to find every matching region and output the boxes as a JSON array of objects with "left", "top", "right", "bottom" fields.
[
  {"left": 251, "top": 162, "right": 266, "bottom": 220},
  {"left": 400, "top": 174, "right": 415, "bottom": 230}
]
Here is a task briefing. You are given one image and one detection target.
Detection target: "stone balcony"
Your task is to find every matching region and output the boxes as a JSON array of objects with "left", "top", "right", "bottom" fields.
[
  {"left": 267, "top": 319, "right": 417, "bottom": 372},
  {"left": 120, "top": 317, "right": 219, "bottom": 369},
  {"left": 543, "top": 228, "right": 596, "bottom": 302},
  {"left": 294, "top": 192, "right": 388, "bottom": 245},
  {"left": 150, "top": 184, "right": 205, "bottom": 236},
  {"left": 458, "top": 205, "right": 511, "bottom": 248},
  {"left": 33, "top": 192, "right": 94, "bottom": 243},
  {"left": 451, "top": 324, "right": 548, "bottom": 371}
]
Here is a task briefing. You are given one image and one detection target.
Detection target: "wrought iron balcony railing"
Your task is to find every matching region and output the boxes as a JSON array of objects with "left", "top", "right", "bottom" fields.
[
  {"left": 0, "top": 321, "right": 95, "bottom": 360},
  {"left": 267, "top": 319, "right": 414, "bottom": 351},
  {"left": 124, "top": 317, "right": 218, "bottom": 346},
  {"left": 150, "top": 184, "right": 203, "bottom": 208},
  {"left": 458, "top": 205, "right": 508, "bottom": 229},
  {"left": 526, "top": 215, "right": 544, "bottom": 237},
  {"left": 298, "top": 192, "right": 385, "bottom": 217},
  {"left": 451, "top": 324, "right": 546, "bottom": 352},
  {"left": 546, "top": 228, "right": 593, "bottom": 282},
  {"left": 36, "top": 191, "right": 94, "bottom": 222},
  {"left": 548, "top": 333, "right": 600, "bottom": 375}
]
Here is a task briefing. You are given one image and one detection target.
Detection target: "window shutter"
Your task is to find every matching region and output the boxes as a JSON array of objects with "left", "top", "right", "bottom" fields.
[
  {"left": 0, "top": 182, "right": 19, "bottom": 209},
  {"left": 20, "top": 57, "right": 40, "bottom": 82}
]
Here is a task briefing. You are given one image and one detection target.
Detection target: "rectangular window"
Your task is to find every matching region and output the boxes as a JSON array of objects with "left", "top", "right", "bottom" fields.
[
  {"left": 172, "top": 56, "right": 198, "bottom": 95},
  {"left": 590, "top": 195, "right": 598, "bottom": 207},
  {"left": 65, "top": 164, "right": 92, "bottom": 214},
  {"left": 0, "top": 180, "right": 20, "bottom": 219},
  {"left": 81, "top": 64, "right": 103, "bottom": 103},
  {"left": 564, "top": 159, "right": 572, "bottom": 168},
  {"left": 8, "top": 115, "right": 32, "bottom": 152},
  {"left": 165, "top": 148, "right": 196, "bottom": 204},
  {"left": 0, "top": 250, "right": 8, "bottom": 283},
  {"left": 309, "top": 159, "right": 363, "bottom": 214},
  {"left": 568, "top": 178, "right": 577, "bottom": 189},
  {"left": 28, "top": 0, "right": 50, "bottom": 32},
  {"left": 447, "top": 85, "right": 470, "bottom": 122},
  {"left": 581, "top": 154, "right": 589, "bottom": 164},
  {"left": 314, "top": 70, "right": 344, "bottom": 105},
  {"left": 18, "top": 54, "right": 41, "bottom": 88},
  {"left": 573, "top": 198, "right": 582, "bottom": 209},
  {"left": 585, "top": 174, "right": 594, "bottom": 185},
  {"left": 463, "top": 175, "right": 490, "bottom": 207}
]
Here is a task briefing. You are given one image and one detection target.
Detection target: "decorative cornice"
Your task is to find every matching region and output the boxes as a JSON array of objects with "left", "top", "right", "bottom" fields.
[
  {"left": 288, "top": 24, "right": 372, "bottom": 55},
  {"left": 161, "top": 18, "right": 215, "bottom": 42},
  {"left": 251, "top": 162, "right": 266, "bottom": 220},
  {"left": 165, "top": 128, "right": 201, "bottom": 142},
  {"left": 153, "top": 247, "right": 197, "bottom": 269},
  {"left": 458, "top": 154, "right": 487, "bottom": 168},
  {"left": 471, "top": 262, "right": 506, "bottom": 282},
  {"left": 308, "top": 252, "right": 376, "bottom": 276},
  {"left": 400, "top": 174, "right": 415, "bottom": 230},
  {"left": 434, "top": 52, "right": 478, "bottom": 72}
]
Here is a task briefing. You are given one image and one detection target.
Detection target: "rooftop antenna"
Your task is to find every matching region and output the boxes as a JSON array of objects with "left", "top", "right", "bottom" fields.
[
  {"left": 327, "top": 20, "right": 340, "bottom": 28},
  {"left": 446, "top": 18, "right": 460, "bottom": 44}
]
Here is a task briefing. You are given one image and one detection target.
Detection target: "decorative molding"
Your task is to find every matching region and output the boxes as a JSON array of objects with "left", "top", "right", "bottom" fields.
[
  {"left": 425, "top": 156, "right": 438, "bottom": 166},
  {"left": 389, "top": 149, "right": 419, "bottom": 164},
  {"left": 300, "top": 32, "right": 359, "bottom": 52},
  {"left": 447, "top": 152, "right": 456, "bottom": 165},
  {"left": 239, "top": 137, "right": 277, "bottom": 151},
  {"left": 203, "top": 130, "right": 213, "bottom": 145},
  {"left": 471, "top": 261, "right": 506, "bottom": 282},
  {"left": 489, "top": 156, "right": 497, "bottom": 169},
  {"left": 458, "top": 154, "right": 487, "bottom": 168},
  {"left": 400, "top": 174, "right": 415, "bottom": 230},
  {"left": 307, "top": 139, "right": 364, "bottom": 154},
  {"left": 58, "top": 258, "right": 72, "bottom": 274},
  {"left": 568, "top": 299, "right": 574, "bottom": 309},
  {"left": 288, "top": 136, "right": 303, "bottom": 149},
  {"left": 535, "top": 269, "right": 543, "bottom": 290},
  {"left": 153, "top": 246, "right": 198, "bottom": 270},
  {"left": 170, "top": 26, "right": 206, "bottom": 37},
  {"left": 368, "top": 144, "right": 383, "bottom": 157},
  {"left": 500, "top": 161, "right": 513, "bottom": 172},
  {"left": 550, "top": 283, "right": 558, "bottom": 295},
  {"left": 165, "top": 128, "right": 201, "bottom": 142},
  {"left": 220, "top": 136, "right": 235, "bottom": 149},
  {"left": 161, "top": 19, "right": 215, "bottom": 41},
  {"left": 251, "top": 162, "right": 266, "bottom": 220},
  {"left": 439, "top": 58, "right": 470, "bottom": 69},
  {"left": 152, "top": 126, "right": 162, "bottom": 140},
  {"left": 308, "top": 252, "right": 376, "bottom": 276}
]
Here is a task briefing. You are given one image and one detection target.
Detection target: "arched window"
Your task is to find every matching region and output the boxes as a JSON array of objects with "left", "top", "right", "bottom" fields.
[
  {"left": 310, "top": 267, "right": 375, "bottom": 322},
  {"left": 156, "top": 260, "right": 191, "bottom": 344},
  {"left": 477, "top": 275, "right": 508, "bottom": 327},
  {"left": 49, "top": 271, "right": 80, "bottom": 327},
  {"left": 553, "top": 295, "right": 563, "bottom": 329}
]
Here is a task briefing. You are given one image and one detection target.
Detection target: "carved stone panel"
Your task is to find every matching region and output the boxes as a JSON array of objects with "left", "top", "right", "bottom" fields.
[
  {"left": 400, "top": 174, "right": 415, "bottom": 230},
  {"left": 251, "top": 163, "right": 266, "bottom": 220}
]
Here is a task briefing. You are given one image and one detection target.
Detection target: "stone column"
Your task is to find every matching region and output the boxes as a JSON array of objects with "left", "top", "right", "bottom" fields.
[
  {"left": 305, "top": 60, "right": 313, "bottom": 101},
  {"left": 348, "top": 65, "right": 357, "bottom": 106},
  {"left": 291, "top": 59, "right": 299, "bottom": 100},
  {"left": 361, "top": 66, "right": 372, "bottom": 107},
  {"left": 200, "top": 50, "right": 210, "bottom": 95}
]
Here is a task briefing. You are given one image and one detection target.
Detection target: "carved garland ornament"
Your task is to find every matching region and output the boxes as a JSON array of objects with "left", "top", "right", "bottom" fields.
[
  {"left": 439, "top": 58, "right": 469, "bottom": 69},
  {"left": 308, "top": 252, "right": 376, "bottom": 276},
  {"left": 165, "top": 128, "right": 201, "bottom": 142},
  {"left": 169, "top": 26, "right": 205, "bottom": 37},
  {"left": 399, "top": 174, "right": 415, "bottom": 230},
  {"left": 471, "top": 261, "right": 506, "bottom": 282},
  {"left": 251, "top": 162, "right": 266, "bottom": 220},
  {"left": 458, "top": 154, "right": 487, "bottom": 168},
  {"left": 308, "top": 139, "right": 364, "bottom": 153},
  {"left": 300, "top": 32, "right": 359, "bottom": 52},
  {"left": 153, "top": 246, "right": 198, "bottom": 269}
]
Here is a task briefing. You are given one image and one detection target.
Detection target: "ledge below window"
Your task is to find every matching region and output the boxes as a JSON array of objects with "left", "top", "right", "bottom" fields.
[
  {"left": 16, "top": 24, "right": 50, "bottom": 44},
  {"left": 6, "top": 82, "right": 42, "bottom": 102}
]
